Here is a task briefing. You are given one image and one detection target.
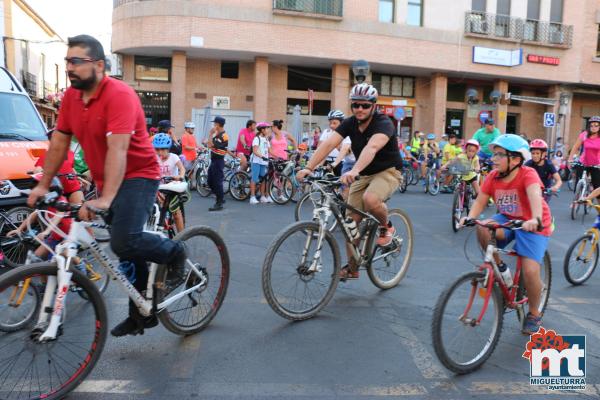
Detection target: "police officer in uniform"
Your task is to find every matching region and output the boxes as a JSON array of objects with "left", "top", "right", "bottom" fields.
[{"left": 207, "top": 116, "right": 228, "bottom": 211}]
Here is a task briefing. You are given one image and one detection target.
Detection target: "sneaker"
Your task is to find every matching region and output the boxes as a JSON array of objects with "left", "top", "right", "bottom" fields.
[
  {"left": 260, "top": 196, "right": 272, "bottom": 203},
  {"left": 110, "top": 315, "right": 158, "bottom": 337},
  {"left": 249, "top": 197, "right": 259, "bottom": 205},
  {"left": 165, "top": 242, "right": 188, "bottom": 291},
  {"left": 208, "top": 202, "right": 223, "bottom": 211},
  {"left": 376, "top": 223, "right": 395, "bottom": 247},
  {"left": 522, "top": 312, "right": 543, "bottom": 335}
]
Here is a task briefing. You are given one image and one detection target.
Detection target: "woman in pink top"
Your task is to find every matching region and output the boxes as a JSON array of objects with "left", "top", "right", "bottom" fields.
[
  {"left": 569, "top": 116, "right": 600, "bottom": 188},
  {"left": 271, "top": 119, "right": 297, "bottom": 160}
]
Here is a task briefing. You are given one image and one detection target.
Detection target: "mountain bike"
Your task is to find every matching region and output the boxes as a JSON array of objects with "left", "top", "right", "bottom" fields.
[
  {"left": 150, "top": 178, "right": 190, "bottom": 238},
  {"left": 564, "top": 200, "right": 600, "bottom": 285},
  {"left": 262, "top": 175, "right": 413, "bottom": 321},
  {"left": 0, "top": 191, "right": 230, "bottom": 400},
  {"left": 424, "top": 155, "right": 441, "bottom": 196},
  {"left": 448, "top": 163, "right": 475, "bottom": 233},
  {"left": 570, "top": 164, "right": 598, "bottom": 220},
  {"left": 432, "top": 219, "right": 551, "bottom": 374}
]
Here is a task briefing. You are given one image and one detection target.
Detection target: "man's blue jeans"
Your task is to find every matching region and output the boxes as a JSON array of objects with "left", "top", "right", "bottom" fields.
[{"left": 108, "top": 178, "right": 180, "bottom": 290}]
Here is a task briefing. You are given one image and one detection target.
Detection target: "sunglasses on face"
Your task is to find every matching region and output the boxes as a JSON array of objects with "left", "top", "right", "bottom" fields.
[
  {"left": 64, "top": 57, "right": 96, "bottom": 66},
  {"left": 351, "top": 102, "right": 373, "bottom": 110}
]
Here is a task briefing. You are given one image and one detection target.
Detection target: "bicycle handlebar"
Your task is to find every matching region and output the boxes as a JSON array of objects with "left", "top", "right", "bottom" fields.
[{"left": 463, "top": 218, "right": 543, "bottom": 232}]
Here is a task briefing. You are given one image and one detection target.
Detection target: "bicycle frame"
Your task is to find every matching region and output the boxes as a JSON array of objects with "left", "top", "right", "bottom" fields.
[
  {"left": 309, "top": 182, "right": 383, "bottom": 266},
  {"left": 35, "top": 218, "right": 207, "bottom": 342},
  {"left": 462, "top": 230, "right": 524, "bottom": 326}
]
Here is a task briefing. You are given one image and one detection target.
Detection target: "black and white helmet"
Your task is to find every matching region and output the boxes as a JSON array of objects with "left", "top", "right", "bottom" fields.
[
  {"left": 349, "top": 83, "right": 378, "bottom": 102},
  {"left": 327, "top": 109, "right": 345, "bottom": 121}
]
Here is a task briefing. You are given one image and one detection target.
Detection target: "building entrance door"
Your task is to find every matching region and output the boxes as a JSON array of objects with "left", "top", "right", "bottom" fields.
[
  {"left": 446, "top": 109, "right": 464, "bottom": 137},
  {"left": 506, "top": 113, "right": 519, "bottom": 135}
]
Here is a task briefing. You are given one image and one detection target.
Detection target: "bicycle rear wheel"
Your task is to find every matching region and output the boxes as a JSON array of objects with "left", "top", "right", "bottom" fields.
[
  {"left": 432, "top": 271, "right": 503, "bottom": 374},
  {"left": 564, "top": 234, "right": 598, "bottom": 285},
  {"left": 229, "top": 171, "right": 251, "bottom": 201},
  {"left": 516, "top": 252, "right": 552, "bottom": 326},
  {"left": 428, "top": 169, "right": 440, "bottom": 196},
  {"left": 366, "top": 209, "right": 414, "bottom": 289},
  {"left": 269, "top": 175, "right": 293, "bottom": 205},
  {"left": 262, "top": 221, "right": 341, "bottom": 320},
  {"left": 0, "top": 278, "right": 40, "bottom": 332},
  {"left": 76, "top": 249, "right": 110, "bottom": 300},
  {"left": 0, "top": 263, "right": 107, "bottom": 399},
  {"left": 571, "top": 181, "right": 586, "bottom": 220},
  {"left": 451, "top": 189, "right": 466, "bottom": 233},
  {"left": 399, "top": 170, "right": 409, "bottom": 193},
  {"left": 0, "top": 206, "right": 39, "bottom": 268},
  {"left": 156, "top": 226, "right": 230, "bottom": 335},
  {"left": 195, "top": 171, "right": 211, "bottom": 197}
]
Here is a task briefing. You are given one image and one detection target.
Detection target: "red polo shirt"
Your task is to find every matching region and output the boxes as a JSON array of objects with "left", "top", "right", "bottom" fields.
[{"left": 56, "top": 77, "right": 159, "bottom": 191}]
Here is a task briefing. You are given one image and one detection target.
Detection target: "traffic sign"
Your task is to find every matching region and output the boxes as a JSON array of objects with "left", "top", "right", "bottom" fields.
[
  {"left": 394, "top": 107, "right": 405, "bottom": 120},
  {"left": 479, "top": 111, "right": 491, "bottom": 124},
  {"left": 544, "top": 112, "right": 556, "bottom": 128}
]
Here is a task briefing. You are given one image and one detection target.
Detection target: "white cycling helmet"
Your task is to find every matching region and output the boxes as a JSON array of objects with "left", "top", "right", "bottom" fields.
[
  {"left": 184, "top": 122, "right": 196, "bottom": 129},
  {"left": 327, "top": 110, "right": 345, "bottom": 121},
  {"left": 349, "top": 83, "right": 378, "bottom": 102}
]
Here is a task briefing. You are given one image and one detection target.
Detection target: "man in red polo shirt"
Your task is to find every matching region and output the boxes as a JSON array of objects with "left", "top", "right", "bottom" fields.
[{"left": 28, "top": 35, "right": 187, "bottom": 337}]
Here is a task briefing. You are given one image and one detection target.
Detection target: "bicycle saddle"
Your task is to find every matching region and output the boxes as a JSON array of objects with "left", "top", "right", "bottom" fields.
[{"left": 158, "top": 181, "right": 189, "bottom": 193}]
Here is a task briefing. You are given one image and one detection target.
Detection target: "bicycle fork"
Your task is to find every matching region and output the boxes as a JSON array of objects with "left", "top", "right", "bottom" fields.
[{"left": 37, "top": 253, "right": 74, "bottom": 342}]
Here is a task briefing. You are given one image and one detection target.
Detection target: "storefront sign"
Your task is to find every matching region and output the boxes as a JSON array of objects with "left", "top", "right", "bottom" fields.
[
  {"left": 377, "top": 105, "right": 413, "bottom": 119},
  {"left": 450, "top": 119, "right": 461, "bottom": 127},
  {"left": 392, "top": 99, "right": 408, "bottom": 106},
  {"left": 527, "top": 54, "right": 560, "bottom": 66},
  {"left": 212, "top": 96, "right": 230, "bottom": 109},
  {"left": 479, "top": 110, "right": 492, "bottom": 124},
  {"left": 473, "top": 46, "right": 522, "bottom": 67}
]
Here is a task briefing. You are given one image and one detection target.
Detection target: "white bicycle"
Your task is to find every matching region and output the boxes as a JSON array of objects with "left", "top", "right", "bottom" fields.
[{"left": 0, "top": 190, "right": 230, "bottom": 400}]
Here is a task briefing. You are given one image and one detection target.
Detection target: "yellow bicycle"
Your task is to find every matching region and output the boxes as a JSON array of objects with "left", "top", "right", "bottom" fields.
[{"left": 563, "top": 200, "right": 600, "bottom": 285}]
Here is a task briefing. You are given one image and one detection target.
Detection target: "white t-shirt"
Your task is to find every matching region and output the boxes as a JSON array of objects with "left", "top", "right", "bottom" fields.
[
  {"left": 251, "top": 136, "right": 270, "bottom": 166},
  {"left": 158, "top": 153, "right": 180, "bottom": 177},
  {"left": 319, "top": 128, "right": 340, "bottom": 159},
  {"left": 342, "top": 137, "right": 356, "bottom": 164}
]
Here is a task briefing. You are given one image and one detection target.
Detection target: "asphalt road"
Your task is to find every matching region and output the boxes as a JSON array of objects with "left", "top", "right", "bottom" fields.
[{"left": 72, "top": 184, "right": 599, "bottom": 400}]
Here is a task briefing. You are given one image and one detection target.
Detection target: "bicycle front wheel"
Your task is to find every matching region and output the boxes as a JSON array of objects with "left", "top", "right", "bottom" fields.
[
  {"left": 156, "top": 226, "right": 230, "bottom": 335},
  {"left": 0, "top": 263, "right": 107, "bottom": 399},
  {"left": 428, "top": 170, "right": 440, "bottom": 196},
  {"left": 432, "top": 271, "right": 504, "bottom": 374},
  {"left": 366, "top": 208, "right": 414, "bottom": 289},
  {"left": 564, "top": 234, "right": 598, "bottom": 285},
  {"left": 451, "top": 189, "right": 465, "bottom": 233},
  {"left": 262, "top": 221, "right": 341, "bottom": 320}
]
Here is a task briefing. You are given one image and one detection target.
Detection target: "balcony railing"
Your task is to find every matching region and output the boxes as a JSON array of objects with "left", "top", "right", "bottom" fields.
[
  {"left": 464, "top": 11, "right": 573, "bottom": 48},
  {"left": 273, "top": 0, "right": 343, "bottom": 18}
]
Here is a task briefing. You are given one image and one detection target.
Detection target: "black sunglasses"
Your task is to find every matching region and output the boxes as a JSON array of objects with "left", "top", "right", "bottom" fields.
[
  {"left": 64, "top": 57, "right": 97, "bottom": 66},
  {"left": 351, "top": 102, "right": 373, "bottom": 110}
]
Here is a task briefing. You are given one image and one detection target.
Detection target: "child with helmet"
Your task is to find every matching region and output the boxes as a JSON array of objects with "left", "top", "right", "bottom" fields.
[
  {"left": 462, "top": 134, "right": 553, "bottom": 335},
  {"left": 525, "top": 139, "right": 562, "bottom": 202},
  {"left": 442, "top": 139, "right": 481, "bottom": 197},
  {"left": 152, "top": 133, "right": 186, "bottom": 232}
]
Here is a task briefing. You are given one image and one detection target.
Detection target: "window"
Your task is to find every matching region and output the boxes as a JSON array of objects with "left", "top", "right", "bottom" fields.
[
  {"left": 287, "top": 66, "right": 332, "bottom": 92},
  {"left": 134, "top": 56, "right": 171, "bottom": 82},
  {"left": 472, "top": 0, "right": 486, "bottom": 12},
  {"left": 137, "top": 91, "right": 171, "bottom": 128},
  {"left": 495, "top": 0, "right": 511, "bottom": 37},
  {"left": 525, "top": 0, "right": 540, "bottom": 40},
  {"left": 597, "top": 25, "right": 600, "bottom": 57},
  {"left": 372, "top": 73, "right": 415, "bottom": 97},
  {"left": 550, "top": 0, "right": 563, "bottom": 23},
  {"left": 407, "top": 0, "right": 423, "bottom": 26},
  {"left": 378, "top": 0, "right": 394, "bottom": 23},
  {"left": 221, "top": 62, "right": 239, "bottom": 79},
  {"left": 286, "top": 98, "right": 331, "bottom": 116},
  {"left": 0, "top": 93, "right": 48, "bottom": 140},
  {"left": 496, "top": 0, "right": 510, "bottom": 15},
  {"left": 447, "top": 83, "right": 466, "bottom": 102},
  {"left": 527, "top": 0, "right": 540, "bottom": 19}
]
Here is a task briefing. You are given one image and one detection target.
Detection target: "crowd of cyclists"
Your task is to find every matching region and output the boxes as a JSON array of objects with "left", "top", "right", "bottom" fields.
[{"left": 1, "top": 32, "right": 600, "bottom": 399}]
